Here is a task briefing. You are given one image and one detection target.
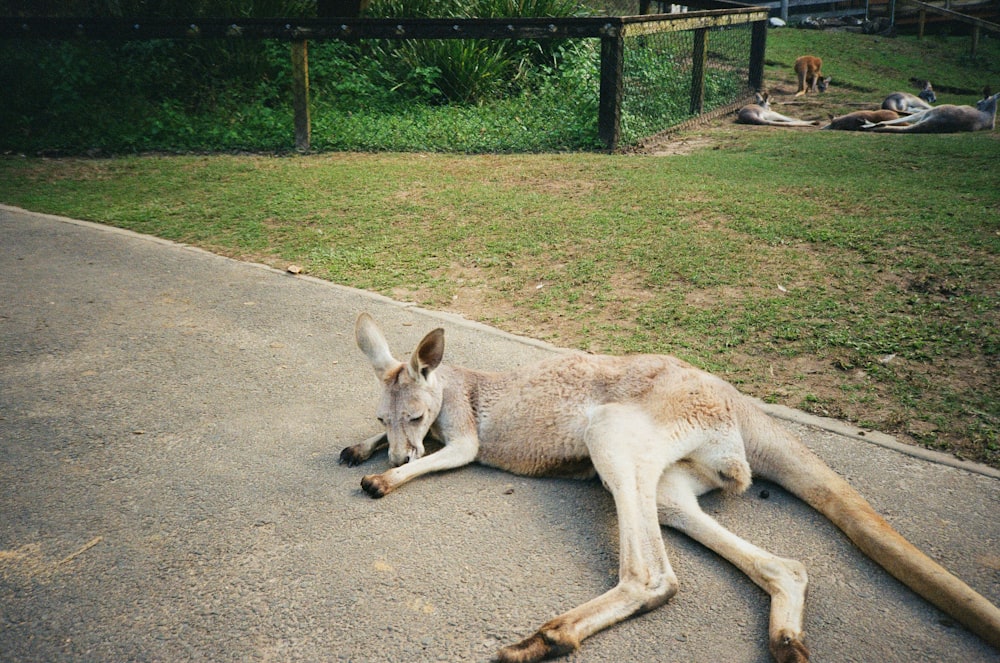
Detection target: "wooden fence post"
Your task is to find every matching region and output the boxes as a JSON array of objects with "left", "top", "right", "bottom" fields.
[
  {"left": 291, "top": 38, "right": 311, "bottom": 152},
  {"left": 598, "top": 31, "right": 624, "bottom": 151},
  {"left": 689, "top": 28, "right": 707, "bottom": 115},
  {"left": 749, "top": 19, "right": 767, "bottom": 92}
]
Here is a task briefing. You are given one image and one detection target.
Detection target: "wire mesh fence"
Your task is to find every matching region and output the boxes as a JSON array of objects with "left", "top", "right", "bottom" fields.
[
  {"left": 620, "top": 22, "right": 753, "bottom": 145},
  {"left": 0, "top": 12, "right": 765, "bottom": 153}
]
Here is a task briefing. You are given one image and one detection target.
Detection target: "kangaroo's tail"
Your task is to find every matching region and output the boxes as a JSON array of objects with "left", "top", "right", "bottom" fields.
[{"left": 739, "top": 402, "right": 1000, "bottom": 649}]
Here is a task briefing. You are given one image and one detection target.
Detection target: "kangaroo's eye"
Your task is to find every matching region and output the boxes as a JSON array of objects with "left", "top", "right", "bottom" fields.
[
  {"left": 377, "top": 417, "right": 386, "bottom": 425},
  {"left": 409, "top": 414, "right": 423, "bottom": 423}
]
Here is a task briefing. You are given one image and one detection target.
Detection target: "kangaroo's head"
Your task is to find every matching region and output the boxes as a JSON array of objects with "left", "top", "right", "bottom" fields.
[
  {"left": 355, "top": 313, "right": 444, "bottom": 467},
  {"left": 919, "top": 81, "right": 936, "bottom": 104},
  {"left": 817, "top": 76, "right": 831, "bottom": 93},
  {"left": 976, "top": 92, "right": 1000, "bottom": 115}
]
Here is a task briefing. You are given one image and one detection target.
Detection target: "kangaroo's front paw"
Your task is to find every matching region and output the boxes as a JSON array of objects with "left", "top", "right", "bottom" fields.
[
  {"left": 339, "top": 445, "right": 369, "bottom": 467},
  {"left": 361, "top": 474, "right": 392, "bottom": 498}
]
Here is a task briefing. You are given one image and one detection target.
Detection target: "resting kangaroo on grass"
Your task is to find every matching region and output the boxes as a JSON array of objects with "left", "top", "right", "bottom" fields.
[
  {"left": 737, "top": 92, "right": 818, "bottom": 127},
  {"left": 343, "top": 312, "right": 1000, "bottom": 663},
  {"left": 863, "top": 92, "right": 1000, "bottom": 133}
]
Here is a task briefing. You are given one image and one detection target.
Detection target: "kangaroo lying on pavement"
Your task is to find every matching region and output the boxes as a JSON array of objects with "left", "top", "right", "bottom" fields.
[{"left": 343, "top": 312, "right": 1000, "bottom": 663}]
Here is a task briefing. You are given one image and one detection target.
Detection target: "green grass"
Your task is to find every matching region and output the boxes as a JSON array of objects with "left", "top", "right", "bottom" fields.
[
  {"left": 762, "top": 27, "right": 999, "bottom": 107},
  {"left": 1, "top": 28, "right": 999, "bottom": 468}
]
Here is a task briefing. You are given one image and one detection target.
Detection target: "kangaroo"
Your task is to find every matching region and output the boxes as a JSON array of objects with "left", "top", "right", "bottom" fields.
[
  {"left": 864, "top": 91, "right": 1000, "bottom": 133},
  {"left": 344, "top": 313, "right": 1000, "bottom": 662},
  {"left": 919, "top": 80, "right": 938, "bottom": 103},
  {"left": 737, "top": 92, "right": 817, "bottom": 127},
  {"left": 882, "top": 81, "right": 936, "bottom": 113},
  {"left": 793, "top": 55, "right": 829, "bottom": 96},
  {"left": 821, "top": 109, "right": 900, "bottom": 130}
]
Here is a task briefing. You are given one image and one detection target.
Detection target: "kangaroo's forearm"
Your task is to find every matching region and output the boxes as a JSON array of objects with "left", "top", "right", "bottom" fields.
[{"left": 360, "top": 436, "right": 479, "bottom": 498}]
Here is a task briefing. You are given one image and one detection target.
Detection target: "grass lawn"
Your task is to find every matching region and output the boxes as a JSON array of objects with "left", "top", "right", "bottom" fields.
[{"left": 1, "top": 27, "right": 999, "bottom": 468}]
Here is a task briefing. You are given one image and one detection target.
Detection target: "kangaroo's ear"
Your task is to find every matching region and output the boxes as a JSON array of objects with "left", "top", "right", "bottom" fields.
[
  {"left": 355, "top": 313, "right": 398, "bottom": 379},
  {"left": 408, "top": 328, "right": 444, "bottom": 382}
]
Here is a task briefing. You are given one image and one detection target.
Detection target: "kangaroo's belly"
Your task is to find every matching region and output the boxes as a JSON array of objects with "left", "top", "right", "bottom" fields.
[
  {"left": 470, "top": 351, "right": 734, "bottom": 480},
  {"left": 478, "top": 379, "right": 598, "bottom": 476},
  {"left": 476, "top": 408, "right": 596, "bottom": 479}
]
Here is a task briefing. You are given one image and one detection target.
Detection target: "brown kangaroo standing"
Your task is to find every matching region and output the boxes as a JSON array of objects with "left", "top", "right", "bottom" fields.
[{"left": 794, "top": 56, "right": 830, "bottom": 97}]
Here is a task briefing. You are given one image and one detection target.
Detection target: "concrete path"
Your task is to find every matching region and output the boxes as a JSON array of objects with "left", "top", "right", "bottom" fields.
[{"left": 1, "top": 205, "right": 997, "bottom": 662}]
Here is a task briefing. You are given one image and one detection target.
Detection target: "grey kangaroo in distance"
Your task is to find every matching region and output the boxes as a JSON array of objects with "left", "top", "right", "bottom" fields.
[
  {"left": 882, "top": 80, "right": 937, "bottom": 113},
  {"left": 343, "top": 312, "right": 1000, "bottom": 663},
  {"left": 865, "top": 91, "right": 999, "bottom": 133}
]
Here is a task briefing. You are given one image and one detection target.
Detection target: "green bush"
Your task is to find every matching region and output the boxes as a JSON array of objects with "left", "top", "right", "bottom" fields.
[{"left": 366, "top": 0, "right": 588, "bottom": 105}]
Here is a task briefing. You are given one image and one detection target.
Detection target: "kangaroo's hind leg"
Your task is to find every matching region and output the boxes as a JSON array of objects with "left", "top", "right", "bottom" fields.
[
  {"left": 876, "top": 108, "right": 930, "bottom": 127},
  {"left": 495, "top": 403, "right": 683, "bottom": 663},
  {"left": 658, "top": 467, "right": 810, "bottom": 663}
]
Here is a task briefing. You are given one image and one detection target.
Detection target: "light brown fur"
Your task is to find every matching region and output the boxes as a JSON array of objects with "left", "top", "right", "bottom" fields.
[
  {"left": 737, "top": 92, "right": 818, "bottom": 127},
  {"left": 345, "top": 313, "right": 1000, "bottom": 663},
  {"left": 821, "top": 109, "right": 900, "bottom": 130},
  {"left": 793, "top": 55, "right": 830, "bottom": 97}
]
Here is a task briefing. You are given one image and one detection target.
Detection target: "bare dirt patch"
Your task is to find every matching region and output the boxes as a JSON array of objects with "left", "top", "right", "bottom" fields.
[{"left": 643, "top": 133, "right": 721, "bottom": 156}]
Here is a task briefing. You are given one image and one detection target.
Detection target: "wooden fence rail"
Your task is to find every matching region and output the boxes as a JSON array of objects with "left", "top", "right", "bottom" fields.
[
  {"left": 0, "top": 11, "right": 769, "bottom": 151},
  {"left": 899, "top": 0, "right": 1000, "bottom": 54}
]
